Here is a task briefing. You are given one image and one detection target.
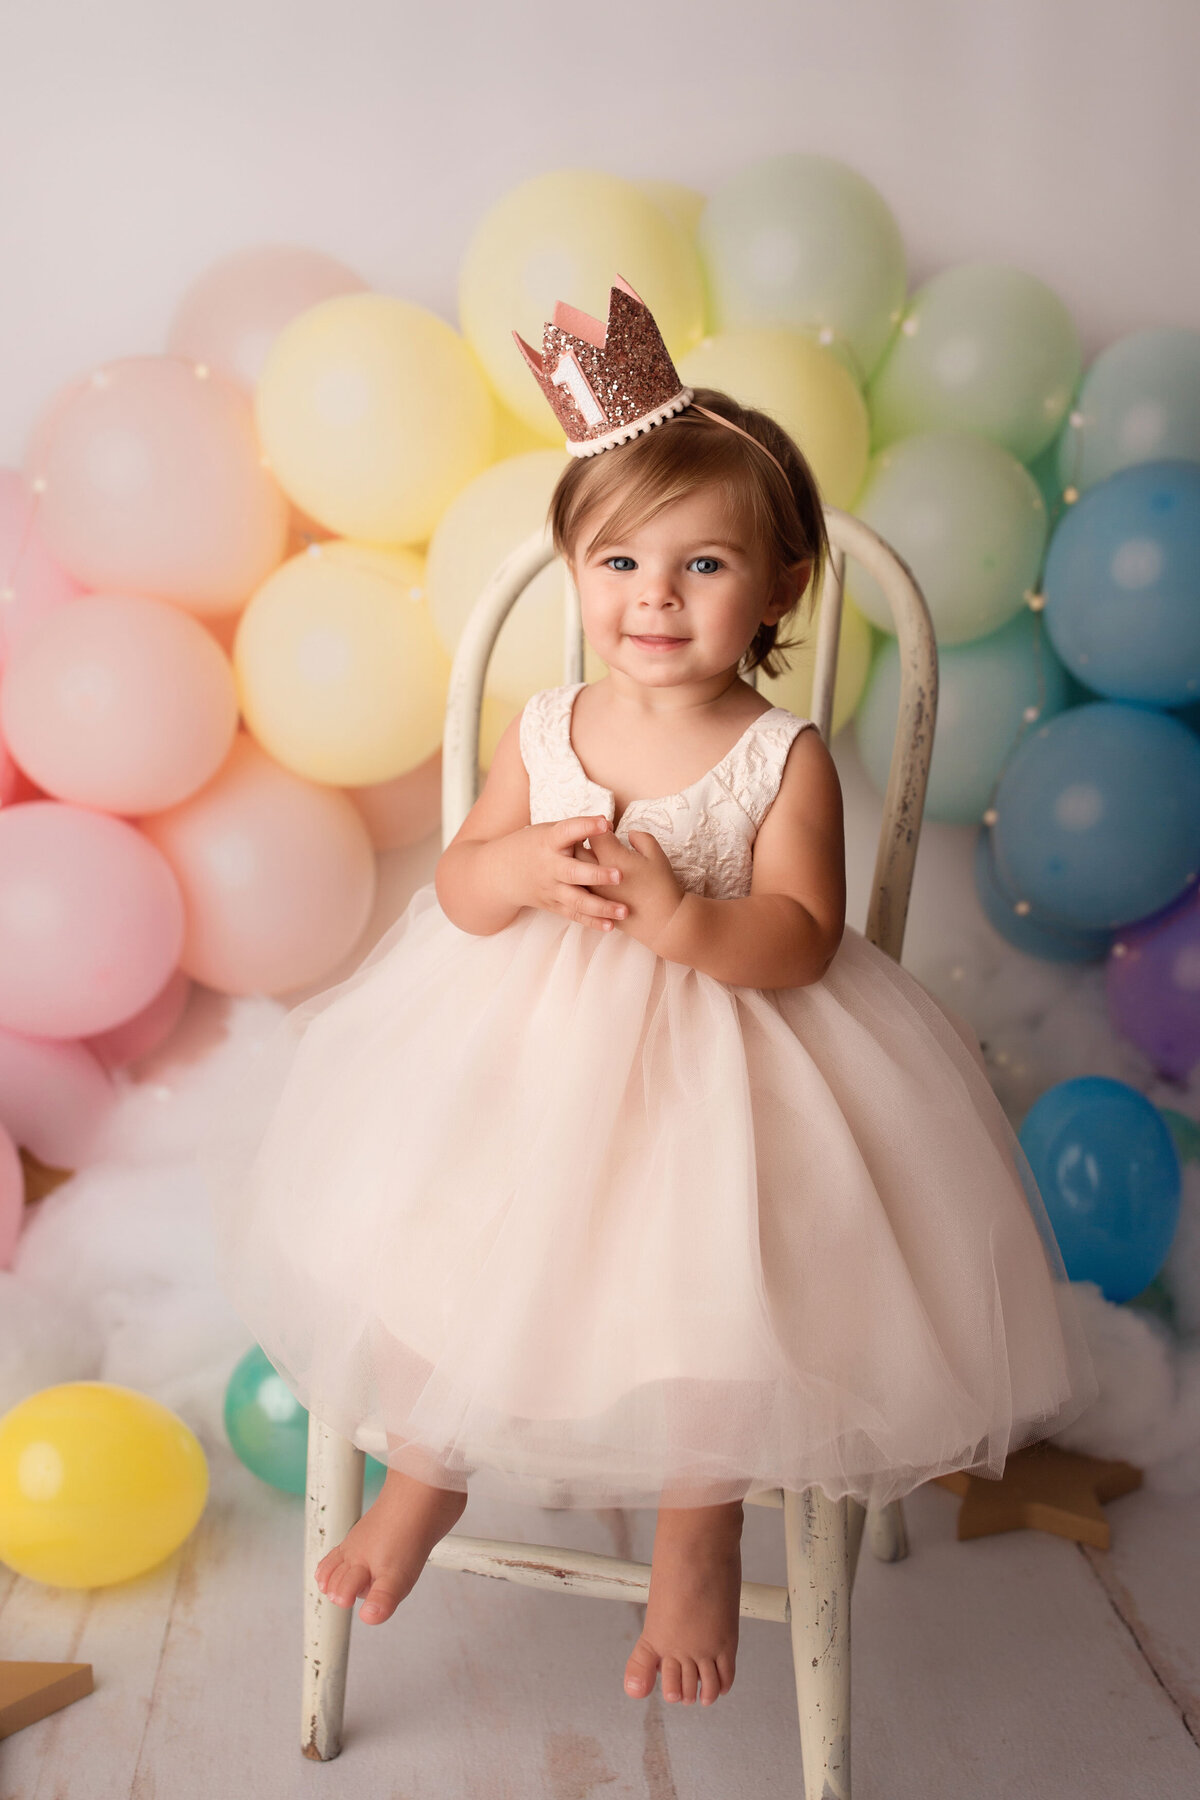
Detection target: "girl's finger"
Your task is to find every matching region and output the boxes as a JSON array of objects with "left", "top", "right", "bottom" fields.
[
  {"left": 555, "top": 816, "right": 610, "bottom": 848},
  {"left": 562, "top": 860, "right": 621, "bottom": 885},
  {"left": 561, "top": 889, "right": 628, "bottom": 923}
]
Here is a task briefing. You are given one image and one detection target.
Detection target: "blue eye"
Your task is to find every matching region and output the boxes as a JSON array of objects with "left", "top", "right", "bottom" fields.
[
  {"left": 689, "top": 556, "right": 722, "bottom": 574},
  {"left": 606, "top": 556, "right": 636, "bottom": 571}
]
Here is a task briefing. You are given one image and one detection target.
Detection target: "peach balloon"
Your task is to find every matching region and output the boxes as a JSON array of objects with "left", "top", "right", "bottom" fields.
[
  {"left": 139, "top": 733, "right": 376, "bottom": 995},
  {"left": 165, "top": 244, "right": 369, "bottom": 392},
  {"left": 348, "top": 748, "right": 443, "bottom": 851},
  {"left": 26, "top": 357, "right": 290, "bottom": 614},
  {"left": 85, "top": 967, "right": 192, "bottom": 1071},
  {"left": 0, "top": 802, "right": 185, "bottom": 1039},
  {"left": 0, "top": 470, "right": 84, "bottom": 668},
  {"left": 0, "top": 1121, "right": 21, "bottom": 1266},
  {"left": 1, "top": 594, "right": 239, "bottom": 814},
  {"left": 234, "top": 541, "right": 449, "bottom": 786},
  {"left": 0, "top": 1026, "right": 113, "bottom": 1166}
]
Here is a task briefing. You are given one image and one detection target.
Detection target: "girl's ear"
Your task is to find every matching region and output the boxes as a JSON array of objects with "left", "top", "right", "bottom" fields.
[{"left": 765, "top": 558, "right": 812, "bottom": 623}]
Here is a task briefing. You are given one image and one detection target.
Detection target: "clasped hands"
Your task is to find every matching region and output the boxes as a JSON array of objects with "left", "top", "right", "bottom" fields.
[{"left": 523, "top": 814, "right": 687, "bottom": 953}]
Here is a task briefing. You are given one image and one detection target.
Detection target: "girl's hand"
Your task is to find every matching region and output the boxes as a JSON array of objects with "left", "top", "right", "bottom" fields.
[
  {"left": 575, "top": 829, "right": 686, "bottom": 952},
  {"left": 501, "top": 816, "right": 630, "bottom": 933}
]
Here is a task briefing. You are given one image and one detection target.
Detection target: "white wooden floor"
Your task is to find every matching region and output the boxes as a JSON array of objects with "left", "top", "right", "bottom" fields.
[{"left": 2, "top": 1443, "right": 1197, "bottom": 1800}]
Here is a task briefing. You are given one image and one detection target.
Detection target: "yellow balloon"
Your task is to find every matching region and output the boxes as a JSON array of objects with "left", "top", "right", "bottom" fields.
[
  {"left": 758, "top": 593, "right": 875, "bottom": 739},
  {"left": 492, "top": 397, "right": 557, "bottom": 460},
  {"left": 636, "top": 179, "right": 707, "bottom": 239},
  {"left": 427, "top": 451, "right": 606, "bottom": 704},
  {"left": 235, "top": 540, "right": 450, "bottom": 785},
  {"left": 460, "top": 169, "right": 706, "bottom": 439},
  {"left": 0, "top": 1382, "right": 208, "bottom": 1588},
  {"left": 256, "top": 293, "right": 494, "bottom": 545},
  {"left": 677, "top": 328, "right": 870, "bottom": 510}
]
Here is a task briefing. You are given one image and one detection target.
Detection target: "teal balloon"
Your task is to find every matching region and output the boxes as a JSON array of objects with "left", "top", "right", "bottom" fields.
[
  {"left": 991, "top": 701, "right": 1200, "bottom": 929},
  {"left": 1018, "top": 1076, "right": 1182, "bottom": 1302},
  {"left": 850, "top": 431, "right": 1047, "bottom": 644},
  {"left": 1056, "top": 326, "right": 1200, "bottom": 496},
  {"left": 1125, "top": 1273, "right": 1177, "bottom": 1330},
  {"left": 224, "top": 1344, "right": 387, "bottom": 1497},
  {"left": 866, "top": 263, "right": 1081, "bottom": 463},
  {"left": 857, "top": 609, "right": 1071, "bottom": 824},
  {"left": 973, "top": 828, "right": 1111, "bottom": 963},
  {"left": 698, "top": 153, "right": 906, "bottom": 384},
  {"left": 1043, "top": 460, "right": 1200, "bottom": 707}
]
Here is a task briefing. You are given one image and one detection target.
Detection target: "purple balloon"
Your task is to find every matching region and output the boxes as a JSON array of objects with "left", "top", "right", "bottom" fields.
[{"left": 1106, "top": 882, "right": 1200, "bottom": 1080}]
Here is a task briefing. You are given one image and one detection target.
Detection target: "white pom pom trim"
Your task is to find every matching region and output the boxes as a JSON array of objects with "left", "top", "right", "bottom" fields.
[{"left": 566, "top": 389, "right": 695, "bottom": 458}]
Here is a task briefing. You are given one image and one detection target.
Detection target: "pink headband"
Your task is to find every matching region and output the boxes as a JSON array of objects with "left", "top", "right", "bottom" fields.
[{"left": 514, "top": 274, "right": 792, "bottom": 486}]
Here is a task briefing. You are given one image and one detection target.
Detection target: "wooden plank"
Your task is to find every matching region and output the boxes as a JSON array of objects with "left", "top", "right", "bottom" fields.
[{"left": 1078, "top": 1487, "right": 1200, "bottom": 1741}]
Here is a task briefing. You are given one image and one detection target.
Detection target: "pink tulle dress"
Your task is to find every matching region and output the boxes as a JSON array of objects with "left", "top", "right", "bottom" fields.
[{"left": 206, "top": 681, "right": 1098, "bottom": 1511}]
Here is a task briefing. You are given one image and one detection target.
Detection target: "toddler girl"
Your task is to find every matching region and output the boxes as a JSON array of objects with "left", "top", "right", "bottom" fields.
[{"left": 210, "top": 285, "right": 1097, "bottom": 1712}]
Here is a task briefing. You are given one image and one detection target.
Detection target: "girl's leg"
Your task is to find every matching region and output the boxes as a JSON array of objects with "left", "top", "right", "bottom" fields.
[
  {"left": 624, "top": 1491, "right": 745, "bottom": 1708},
  {"left": 314, "top": 1433, "right": 468, "bottom": 1625}
]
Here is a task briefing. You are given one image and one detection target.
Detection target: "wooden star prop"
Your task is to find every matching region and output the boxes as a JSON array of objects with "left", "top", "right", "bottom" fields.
[
  {"left": 929, "top": 1440, "right": 1142, "bottom": 1548},
  {"left": 0, "top": 1662, "right": 94, "bottom": 1739}
]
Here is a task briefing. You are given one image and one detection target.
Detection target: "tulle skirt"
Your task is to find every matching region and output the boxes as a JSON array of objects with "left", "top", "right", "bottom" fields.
[{"left": 201, "top": 881, "right": 1098, "bottom": 1511}]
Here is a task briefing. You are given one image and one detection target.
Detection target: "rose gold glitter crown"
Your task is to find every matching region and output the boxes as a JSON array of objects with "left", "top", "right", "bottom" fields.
[{"left": 513, "top": 275, "right": 693, "bottom": 458}]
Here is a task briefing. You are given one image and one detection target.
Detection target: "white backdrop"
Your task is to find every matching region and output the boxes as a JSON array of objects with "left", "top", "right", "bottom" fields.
[{"left": 0, "top": 0, "right": 1195, "bottom": 464}]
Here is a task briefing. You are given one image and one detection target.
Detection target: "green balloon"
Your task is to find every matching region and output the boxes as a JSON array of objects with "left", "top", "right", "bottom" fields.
[
  {"left": 850, "top": 431, "right": 1047, "bottom": 644},
  {"left": 1055, "top": 326, "right": 1200, "bottom": 496},
  {"left": 855, "top": 608, "right": 1071, "bottom": 824},
  {"left": 1159, "top": 1105, "right": 1200, "bottom": 1166},
  {"left": 223, "top": 1343, "right": 387, "bottom": 1497},
  {"left": 866, "top": 263, "right": 1081, "bottom": 462},
  {"left": 698, "top": 153, "right": 906, "bottom": 384}
]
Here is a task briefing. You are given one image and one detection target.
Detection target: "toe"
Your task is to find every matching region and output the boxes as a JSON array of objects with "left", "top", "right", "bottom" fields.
[
  {"left": 698, "top": 1658, "right": 722, "bottom": 1706},
  {"left": 359, "top": 1578, "right": 405, "bottom": 1624},
  {"left": 716, "top": 1651, "right": 736, "bottom": 1695},
  {"left": 328, "top": 1559, "right": 368, "bottom": 1608},
  {"left": 679, "top": 1657, "right": 699, "bottom": 1705},
  {"left": 624, "top": 1637, "right": 660, "bottom": 1700},
  {"left": 661, "top": 1656, "right": 683, "bottom": 1704}
]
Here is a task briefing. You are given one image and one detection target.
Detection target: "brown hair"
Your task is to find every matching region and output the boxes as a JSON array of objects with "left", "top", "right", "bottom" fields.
[{"left": 547, "top": 387, "right": 830, "bottom": 679}]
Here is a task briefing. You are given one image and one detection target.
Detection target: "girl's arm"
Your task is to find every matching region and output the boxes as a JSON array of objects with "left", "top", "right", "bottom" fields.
[
  {"left": 637, "top": 729, "right": 847, "bottom": 989},
  {"left": 434, "top": 709, "right": 630, "bottom": 937}
]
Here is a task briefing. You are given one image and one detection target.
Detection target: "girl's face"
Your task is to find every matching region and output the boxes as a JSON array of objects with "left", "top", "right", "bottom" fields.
[{"left": 568, "top": 482, "right": 806, "bottom": 688}]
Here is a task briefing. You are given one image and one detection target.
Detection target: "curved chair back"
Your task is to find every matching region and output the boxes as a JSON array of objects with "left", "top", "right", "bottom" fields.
[{"left": 441, "top": 511, "right": 937, "bottom": 962}]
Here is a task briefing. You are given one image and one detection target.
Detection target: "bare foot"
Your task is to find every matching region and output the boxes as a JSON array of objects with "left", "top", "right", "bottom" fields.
[
  {"left": 314, "top": 1466, "right": 467, "bottom": 1624},
  {"left": 624, "top": 1500, "right": 743, "bottom": 1707}
]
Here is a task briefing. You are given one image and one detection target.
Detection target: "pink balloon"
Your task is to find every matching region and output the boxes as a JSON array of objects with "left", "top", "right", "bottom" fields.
[
  {"left": 0, "top": 1120, "right": 22, "bottom": 1268},
  {"left": 139, "top": 733, "right": 376, "bottom": 995},
  {"left": 24, "top": 357, "right": 289, "bottom": 614},
  {"left": 0, "top": 801, "right": 185, "bottom": 1037},
  {"left": 0, "top": 468, "right": 85, "bottom": 667},
  {"left": 86, "top": 967, "right": 192, "bottom": 1071},
  {"left": 1, "top": 592, "right": 239, "bottom": 813},
  {"left": 348, "top": 746, "right": 442, "bottom": 850},
  {"left": 165, "top": 244, "right": 368, "bottom": 392},
  {"left": 0, "top": 1025, "right": 114, "bottom": 1165}
]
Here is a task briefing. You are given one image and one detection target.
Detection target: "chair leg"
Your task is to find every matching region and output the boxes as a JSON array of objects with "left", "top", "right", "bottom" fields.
[
  {"left": 301, "top": 1421, "right": 366, "bottom": 1761},
  {"left": 783, "top": 1487, "right": 851, "bottom": 1800},
  {"left": 865, "top": 1496, "right": 908, "bottom": 1563}
]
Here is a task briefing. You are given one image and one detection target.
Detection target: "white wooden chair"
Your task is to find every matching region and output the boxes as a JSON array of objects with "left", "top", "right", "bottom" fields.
[{"left": 301, "top": 506, "right": 938, "bottom": 1798}]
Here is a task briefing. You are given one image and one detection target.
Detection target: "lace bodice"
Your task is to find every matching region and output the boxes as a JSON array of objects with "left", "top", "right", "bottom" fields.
[{"left": 519, "top": 682, "right": 815, "bottom": 900}]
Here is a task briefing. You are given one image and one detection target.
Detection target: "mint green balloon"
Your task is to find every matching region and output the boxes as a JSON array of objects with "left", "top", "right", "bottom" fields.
[
  {"left": 850, "top": 432, "right": 1047, "bottom": 644},
  {"left": 866, "top": 263, "right": 1081, "bottom": 462},
  {"left": 698, "top": 154, "right": 906, "bottom": 384},
  {"left": 1055, "top": 326, "right": 1200, "bottom": 496},
  {"left": 855, "top": 609, "right": 1071, "bottom": 824}
]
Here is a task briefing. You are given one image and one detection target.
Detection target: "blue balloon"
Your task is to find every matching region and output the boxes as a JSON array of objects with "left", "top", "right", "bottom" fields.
[
  {"left": 973, "top": 828, "right": 1111, "bottom": 962},
  {"left": 857, "top": 610, "right": 1071, "bottom": 825},
  {"left": 991, "top": 700, "right": 1200, "bottom": 929},
  {"left": 1055, "top": 326, "right": 1200, "bottom": 495},
  {"left": 224, "top": 1343, "right": 387, "bottom": 1497},
  {"left": 1043, "top": 460, "right": 1200, "bottom": 707},
  {"left": 1019, "top": 1077, "right": 1182, "bottom": 1302}
]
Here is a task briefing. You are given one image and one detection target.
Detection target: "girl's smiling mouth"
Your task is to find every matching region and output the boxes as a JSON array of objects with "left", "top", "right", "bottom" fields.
[{"left": 630, "top": 634, "right": 689, "bottom": 649}]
